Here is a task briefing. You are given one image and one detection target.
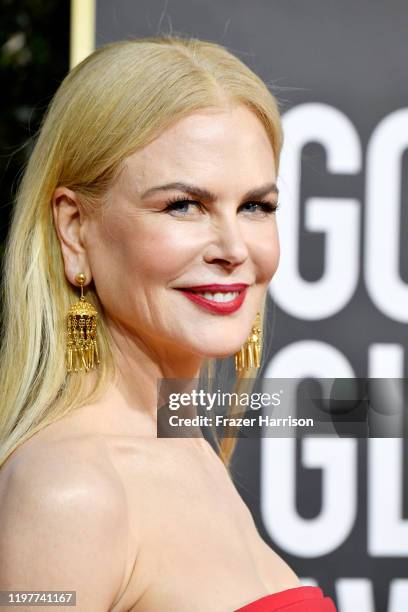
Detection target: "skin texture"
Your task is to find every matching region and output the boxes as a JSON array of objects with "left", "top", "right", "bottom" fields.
[{"left": 0, "top": 105, "right": 300, "bottom": 611}]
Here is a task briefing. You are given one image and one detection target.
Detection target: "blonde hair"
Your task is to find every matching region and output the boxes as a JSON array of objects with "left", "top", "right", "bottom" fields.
[{"left": 0, "top": 35, "right": 283, "bottom": 470}]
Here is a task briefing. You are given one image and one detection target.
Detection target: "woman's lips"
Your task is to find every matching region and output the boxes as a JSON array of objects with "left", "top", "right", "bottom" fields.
[{"left": 175, "top": 285, "right": 248, "bottom": 314}]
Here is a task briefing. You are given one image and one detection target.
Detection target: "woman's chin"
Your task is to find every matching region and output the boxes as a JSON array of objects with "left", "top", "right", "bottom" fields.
[
  {"left": 196, "top": 343, "right": 246, "bottom": 361},
  {"left": 167, "top": 333, "right": 252, "bottom": 363}
]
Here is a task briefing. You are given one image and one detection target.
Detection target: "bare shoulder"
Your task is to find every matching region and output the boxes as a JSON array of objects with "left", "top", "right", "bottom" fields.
[
  {"left": 0, "top": 416, "right": 128, "bottom": 506},
  {"left": 0, "top": 430, "right": 131, "bottom": 611}
]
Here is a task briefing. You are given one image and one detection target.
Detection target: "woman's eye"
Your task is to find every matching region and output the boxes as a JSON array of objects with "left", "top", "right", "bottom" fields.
[
  {"left": 163, "top": 198, "right": 279, "bottom": 216},
  {"left": 164, "top": 199, "right": 202, "bottom": 215},
  {"left": 240, "top": 201, "right": 279, "bottom": 214}
]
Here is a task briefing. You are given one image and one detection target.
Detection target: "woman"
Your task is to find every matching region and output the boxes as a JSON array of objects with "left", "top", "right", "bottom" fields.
[{"left": 0, "top": 36, "right": 336, "bottom": 611}]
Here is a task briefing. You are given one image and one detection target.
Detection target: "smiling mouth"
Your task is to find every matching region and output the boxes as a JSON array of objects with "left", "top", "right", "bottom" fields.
[
  {"left": 181, "top": 290, "right": 241, "bottom": 303},
  {"left": 175, "top": 285, "right": 248, "bottom": 314}
]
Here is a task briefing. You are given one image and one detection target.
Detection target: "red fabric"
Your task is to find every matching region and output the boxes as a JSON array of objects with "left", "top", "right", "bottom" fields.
[{"left": 234, "top": 586, "right": 337, "bottom": 611}]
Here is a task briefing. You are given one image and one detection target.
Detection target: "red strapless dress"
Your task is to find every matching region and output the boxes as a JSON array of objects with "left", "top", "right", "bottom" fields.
[{"left": 234, "top": 586, "right": 337, "bottom": 611}]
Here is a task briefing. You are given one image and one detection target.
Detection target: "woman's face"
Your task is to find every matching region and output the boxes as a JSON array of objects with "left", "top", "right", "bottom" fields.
[{"left": 78, "top": 104, "right": 280, "bottom": 362}]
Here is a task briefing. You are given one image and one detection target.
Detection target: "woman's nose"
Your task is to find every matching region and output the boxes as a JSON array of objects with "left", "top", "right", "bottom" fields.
[{"left": 203, "top": 217, "right": 249, "bottom": 268}]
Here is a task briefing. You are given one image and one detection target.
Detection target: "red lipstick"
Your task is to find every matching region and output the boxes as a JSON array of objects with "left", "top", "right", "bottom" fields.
[{"left": 175, "top": 284, "right": 249, "bottom": 314}]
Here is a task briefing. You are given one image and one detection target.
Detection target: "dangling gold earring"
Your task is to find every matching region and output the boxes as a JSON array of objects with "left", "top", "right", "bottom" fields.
[
  {"left": 66, "top": 273, "right": 100, "bottom": 373},
  {"left": 234, "top": 312, "right": 262, "bottom": 372}
]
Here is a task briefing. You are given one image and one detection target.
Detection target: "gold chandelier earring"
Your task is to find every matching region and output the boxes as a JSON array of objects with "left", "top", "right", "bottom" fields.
[
  {"left": 234, "top": 312, "right": 262, "bottom": 372},
  {"left": 66, "top": 273, "right": 100, "bottom": 373}
]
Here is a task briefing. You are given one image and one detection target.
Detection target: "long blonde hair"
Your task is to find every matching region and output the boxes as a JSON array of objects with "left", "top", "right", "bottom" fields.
[{"left": 0, "top": 35, "right": 283, "bottom": 470}]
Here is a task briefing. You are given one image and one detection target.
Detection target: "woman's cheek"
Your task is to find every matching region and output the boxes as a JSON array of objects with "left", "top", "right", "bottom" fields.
[
  {"left": 124, "top": 227, "right": 201, "bottom": 277},
  {"left": 250, "top": 231, "right": 280, "bottom": 281}
]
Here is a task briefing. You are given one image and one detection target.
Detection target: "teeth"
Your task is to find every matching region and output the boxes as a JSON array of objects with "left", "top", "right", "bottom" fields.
[{"left": 194, "top": 291, "right": 240, "bottom": 303}]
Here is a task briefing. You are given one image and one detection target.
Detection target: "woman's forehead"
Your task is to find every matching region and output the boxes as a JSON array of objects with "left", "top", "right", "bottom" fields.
[{"left": 122, "top": 107, "right": 275, "bottom": 183}]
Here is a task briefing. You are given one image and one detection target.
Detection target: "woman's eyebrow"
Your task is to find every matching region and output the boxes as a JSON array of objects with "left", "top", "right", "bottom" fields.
[{"left": 140, "top": 181, "right": 279, "bottom": 202}]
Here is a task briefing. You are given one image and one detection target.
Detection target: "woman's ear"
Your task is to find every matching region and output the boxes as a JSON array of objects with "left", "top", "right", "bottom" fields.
[{"left": 52, "top": 187, "right": 92, "bottom": 286}]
